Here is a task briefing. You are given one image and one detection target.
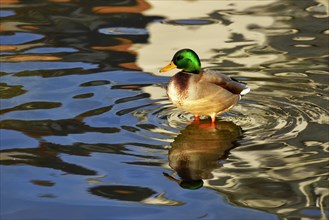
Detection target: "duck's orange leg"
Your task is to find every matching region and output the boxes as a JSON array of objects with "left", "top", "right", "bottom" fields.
[
  {"left": 210, "top": 113, "right": 217, "bottom": 125},
  {"left": 191, "top": 114, "right": 200, "bottom": 124},
  {"left": 197, "top": 113, "right": 216, "bottom": 128},
  {"left": 194, "top": 114, "right": 200, "bottom": 121}
]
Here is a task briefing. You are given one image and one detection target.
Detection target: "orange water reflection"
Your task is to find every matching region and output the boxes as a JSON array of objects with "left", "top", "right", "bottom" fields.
[{"left": 92, "top": 0, "right": 151, "bottom": 14}]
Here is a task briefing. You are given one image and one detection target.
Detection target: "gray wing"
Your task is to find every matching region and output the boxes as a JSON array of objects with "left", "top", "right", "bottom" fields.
[{"left": 202, "top": 69, "right": 250, "bottom": 95}]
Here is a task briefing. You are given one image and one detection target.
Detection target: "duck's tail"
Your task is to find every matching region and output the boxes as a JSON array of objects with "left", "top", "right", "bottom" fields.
[
  {"left": 240, "top": 85, "right": 250, "bottom": 96},
  {"left": 225, "top": 78, "right": 250, "bottom": 96}
]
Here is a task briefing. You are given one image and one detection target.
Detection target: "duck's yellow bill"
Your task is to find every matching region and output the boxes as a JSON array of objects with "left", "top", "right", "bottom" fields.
[{"left": 160, "top": 61, "right": 177, "bottom": 72}]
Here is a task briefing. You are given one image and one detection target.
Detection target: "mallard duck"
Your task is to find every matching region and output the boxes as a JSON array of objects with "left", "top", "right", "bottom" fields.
[{"left": 160, "top": 48, "right": 250, "bottom": 123}]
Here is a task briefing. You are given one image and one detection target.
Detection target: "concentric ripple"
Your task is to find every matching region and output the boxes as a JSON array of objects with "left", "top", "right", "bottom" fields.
[
  {"left": 135, "top": 99, "right": 304, "bottom": 145},
  {"left": 227, "top": 97, "right": 309, "bottom": 143}
]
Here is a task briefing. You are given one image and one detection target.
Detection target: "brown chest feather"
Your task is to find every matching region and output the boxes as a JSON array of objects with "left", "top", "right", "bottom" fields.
[{"left": 172, "top": 72, "right": 191, "bottom": 95}]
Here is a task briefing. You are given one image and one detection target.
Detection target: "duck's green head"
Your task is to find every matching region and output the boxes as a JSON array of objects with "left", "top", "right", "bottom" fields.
[{"left": 160, "top": 49, "right": 201, "bottom": 74}]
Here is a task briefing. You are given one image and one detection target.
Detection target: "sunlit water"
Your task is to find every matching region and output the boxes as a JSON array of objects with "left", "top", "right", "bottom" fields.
[{"left": 1, "top": 0, "right": 328, "bottom": 219}]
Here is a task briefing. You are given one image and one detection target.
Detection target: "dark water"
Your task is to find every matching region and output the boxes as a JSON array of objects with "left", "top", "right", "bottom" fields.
[{"left": 1, "top": 0, "right": 328, "bottom": 219}]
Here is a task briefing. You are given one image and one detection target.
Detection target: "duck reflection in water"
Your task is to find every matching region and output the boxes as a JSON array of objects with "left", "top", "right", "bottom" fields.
[{"left": 164, "top": 120, "right": 242, "bottom": 190}]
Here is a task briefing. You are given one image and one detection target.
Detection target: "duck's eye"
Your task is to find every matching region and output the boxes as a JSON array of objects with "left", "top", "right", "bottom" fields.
[{"left": 176, "top": 55, "right": 183, "bottom": 61}]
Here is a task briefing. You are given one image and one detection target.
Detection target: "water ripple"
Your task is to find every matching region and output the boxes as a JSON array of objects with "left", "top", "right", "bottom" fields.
[
  {"left": 227, "top": 97, "right": 310, "bottom": 143},
  {"left": 98, "top": 27, "right": 148, "bottom": 35},
  {"left": 162, "top": 18, "right": 218, "bottom": 26}
]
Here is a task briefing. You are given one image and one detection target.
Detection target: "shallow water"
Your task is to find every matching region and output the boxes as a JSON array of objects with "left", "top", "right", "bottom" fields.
[{"left": 0, "top": 0, "right": 328, "bottom": 219}]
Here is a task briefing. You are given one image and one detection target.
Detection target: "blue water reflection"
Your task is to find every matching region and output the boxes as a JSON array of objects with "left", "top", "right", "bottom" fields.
[
  {"left": 0, "top": 33, "right": 43, "bottom": 45},
  {"left": 0, "top": 10, "right": 15, "bottom": 18},
  {"left": 1, "top": 62, "right": 98, "bottom": 73}
]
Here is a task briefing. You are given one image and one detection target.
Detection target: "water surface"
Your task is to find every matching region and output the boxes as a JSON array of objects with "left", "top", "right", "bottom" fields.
[{"left": 1, "top": 0, "right": 328, "bottom": 219}]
